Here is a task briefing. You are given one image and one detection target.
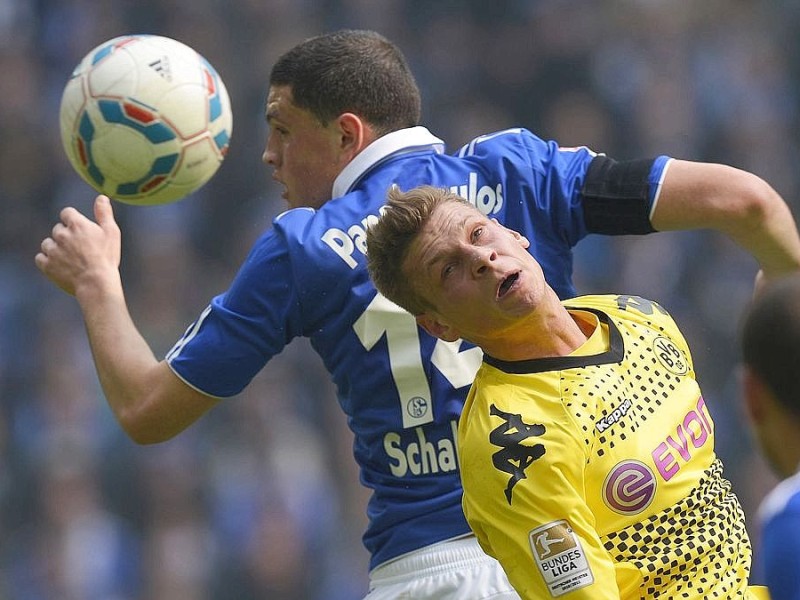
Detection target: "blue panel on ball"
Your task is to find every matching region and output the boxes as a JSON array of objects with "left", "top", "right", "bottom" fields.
[
  {"left": 97, "top": 99, "right": 177, "bottom": 144},
  {"left": 214, "top": 130, "right": 230, "bottom": 151},
  {"left": 202, "top": 58, "right": 223, "bottom": 122},
  {"left": 116, "top": 182, "right": 139, "bottom": 196},
  {"left": 88, "top": 163, "right": 105, "bottom": 186},
  {"left": 91, "top": 43, "right": 116, "bottom": 66},
  {"left": 151, "top": 153, "right": 179, "bottom": 175},
  {"left": 78, "top": 112, "right": 95, "bottom": 141},
  {"left": 77, "top": 112, "right": 104, "bottom": 185},
  {"left": 115, "top": 153, "right": 178, "bottom": 197}
]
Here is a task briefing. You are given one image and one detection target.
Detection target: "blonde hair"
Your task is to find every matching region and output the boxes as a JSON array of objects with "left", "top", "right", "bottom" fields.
[{"left": 366, "top": 185, "right": 470, "bottom": 315}]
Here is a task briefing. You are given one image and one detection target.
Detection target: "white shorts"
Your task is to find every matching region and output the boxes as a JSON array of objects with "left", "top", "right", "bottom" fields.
[{"left": 365, "top": 535, "right": 520, "bottom": 600}]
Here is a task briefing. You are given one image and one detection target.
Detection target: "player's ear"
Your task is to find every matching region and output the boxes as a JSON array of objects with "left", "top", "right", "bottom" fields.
[
  {"left": 741, "top": 365, "right": 768, "bottom": 423},
  {"left": 493, "top": 219, "right": 529, "bottom": 248},
  {"left": 416, "top": 313, "right": 460, "bottom": 342},
  {"left": 337, "top": 112, "right": 368, "bottom": 157}
]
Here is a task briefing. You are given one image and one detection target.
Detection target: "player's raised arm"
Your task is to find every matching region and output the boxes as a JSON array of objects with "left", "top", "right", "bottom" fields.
[
  {"left": 35, "top": 195, "right": 218, "bottom": 444},
  {"left": 651, "top": 159, "right": 800, "bottom": 282}
]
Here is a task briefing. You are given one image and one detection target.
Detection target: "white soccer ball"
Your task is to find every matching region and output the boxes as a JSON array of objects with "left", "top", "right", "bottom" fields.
[{"left": 59, "top": 35, "right": 233, "bottom": 206}]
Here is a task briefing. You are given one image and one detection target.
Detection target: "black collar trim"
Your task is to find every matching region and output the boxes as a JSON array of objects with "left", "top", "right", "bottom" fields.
[{"left": 482, "top": 307, "right": 624, "bottom": 374}]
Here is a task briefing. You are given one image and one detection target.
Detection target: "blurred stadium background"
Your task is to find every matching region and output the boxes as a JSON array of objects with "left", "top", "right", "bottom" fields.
[{"left": 2, "top": 1, "right": 799, "bottom": 598}]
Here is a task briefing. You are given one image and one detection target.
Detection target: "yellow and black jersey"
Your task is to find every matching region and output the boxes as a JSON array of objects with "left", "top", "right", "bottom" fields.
[{"left": 459, "top": 295, "right": 765, "bottom": 599}]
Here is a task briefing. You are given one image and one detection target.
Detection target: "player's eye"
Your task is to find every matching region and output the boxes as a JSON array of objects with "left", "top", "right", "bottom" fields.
[
  {"left": 267, "top": 120, "right": 287, "bottom": 135},
  {"left": 441, "top": 262, "right": 457, "bottom": 280},
  {"left": 470, "top": 226, "right": 484, "bottom": 243}
]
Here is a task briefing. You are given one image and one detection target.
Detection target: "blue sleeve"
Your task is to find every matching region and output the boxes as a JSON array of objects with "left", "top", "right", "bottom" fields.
[
  {"left": 166, "top": 228, "right": 302, "bottom": 397},
  {"left": 761, "top": 511, "right": 800, "bottom": 600},
  {"left": 522, "top": 133, "right": 596, "bottom": 246}
]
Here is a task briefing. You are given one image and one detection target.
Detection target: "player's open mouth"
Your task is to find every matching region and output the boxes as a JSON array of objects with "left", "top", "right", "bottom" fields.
[
  {"left": 272, "top": 176, "right": 288, "bottom": 199},
  {"left": 498, "top": 272, "right": 519, "bottom": 298}
]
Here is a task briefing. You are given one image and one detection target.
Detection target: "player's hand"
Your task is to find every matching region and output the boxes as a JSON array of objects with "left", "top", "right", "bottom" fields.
[{"left": 35, "top": 195, "right": 122, "bottom": 297}]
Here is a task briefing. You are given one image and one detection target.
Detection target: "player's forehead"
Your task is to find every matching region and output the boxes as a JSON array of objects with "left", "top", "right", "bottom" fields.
[
  {"left": 265, "top": 85, "right": 297, "bottom": 121},
  {"left": 408, "top": 202, "right": 482, "bottom": 269},
  {"left": 430, "top": 200, "right": 485, "bottom": 236}
]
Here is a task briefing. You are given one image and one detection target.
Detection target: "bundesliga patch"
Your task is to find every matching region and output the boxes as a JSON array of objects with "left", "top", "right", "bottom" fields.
[{"left": 529, "top": 520, "right": 593, "bottom": 597}]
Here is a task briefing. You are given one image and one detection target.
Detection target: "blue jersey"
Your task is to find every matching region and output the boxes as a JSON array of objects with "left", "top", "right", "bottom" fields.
[
  {"left": 167, "top": 126, "right": 670, "bottom": 569},
  {"left": 757, "top": 471, "right": 800, "bottom": 599}
]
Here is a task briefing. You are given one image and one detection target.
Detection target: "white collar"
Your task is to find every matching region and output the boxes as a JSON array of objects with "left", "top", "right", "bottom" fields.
[{"left": 331, "top": 126, "right": 445, "bottom": 198}]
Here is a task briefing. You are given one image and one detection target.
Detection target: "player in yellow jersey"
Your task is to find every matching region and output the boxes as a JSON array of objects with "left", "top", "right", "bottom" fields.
[{"left": 366, "top": 185, "right": 770, "bottom": 600}]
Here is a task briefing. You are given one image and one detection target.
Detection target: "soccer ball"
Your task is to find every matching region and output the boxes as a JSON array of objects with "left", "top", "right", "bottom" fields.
[{"left": 59, "top": 35, "right": 233, "bottom": 206}]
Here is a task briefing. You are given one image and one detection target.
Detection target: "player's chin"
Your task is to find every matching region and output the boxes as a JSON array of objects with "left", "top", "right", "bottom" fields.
[{"left": 278, "top": 186, "right": 294, "bottom": 206}]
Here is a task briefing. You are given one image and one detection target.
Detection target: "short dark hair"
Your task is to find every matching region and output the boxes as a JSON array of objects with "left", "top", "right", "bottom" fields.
[
  {"left": 270, "top": 30, "right": 421, "bottom": 136},
  {"left": 367, "top": 185, "right": 470, "bottom": 315},
  {"left": 741, "top": 274, "right": 800, "bottom": 417}
]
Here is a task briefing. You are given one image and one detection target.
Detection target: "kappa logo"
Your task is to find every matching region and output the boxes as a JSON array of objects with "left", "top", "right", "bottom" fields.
[
  {"left": 488, "top": 404, "right": 546, "bottom": 504},
  {"left": 530, "top": 521, "right": 594, "bottom": 597},
  {"left": 595, "top": 398, "right": 633, "bottom": 433}
]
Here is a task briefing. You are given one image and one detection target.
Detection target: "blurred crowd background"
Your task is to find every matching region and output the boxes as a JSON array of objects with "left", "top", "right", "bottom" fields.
[{"left": 2, "top": 1, "right": 799, "bottom": 598}]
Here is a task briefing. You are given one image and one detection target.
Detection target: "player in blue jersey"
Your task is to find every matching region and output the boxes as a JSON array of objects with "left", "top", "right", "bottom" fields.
[
  {"left": 742, "top": 274, "right": 800, "bottom": 600},
  {"left": 36, "top": 29, "right": 800, "bottom": 599}
]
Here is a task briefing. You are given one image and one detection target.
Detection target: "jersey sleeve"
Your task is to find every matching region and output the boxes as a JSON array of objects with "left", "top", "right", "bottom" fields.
[
  {"left": 502, "top": 130, "right": 668, "bottom": 242},
  {"left": 459, "top": 371, "right": 622, "bottom": 599},
  {"left": 166, "top": 228, "right": 303, "bottom": 397}
]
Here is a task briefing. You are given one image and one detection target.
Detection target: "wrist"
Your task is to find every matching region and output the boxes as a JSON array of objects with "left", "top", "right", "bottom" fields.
[{"left": 74, "top": 268, "right": 124, "bottom": 305}]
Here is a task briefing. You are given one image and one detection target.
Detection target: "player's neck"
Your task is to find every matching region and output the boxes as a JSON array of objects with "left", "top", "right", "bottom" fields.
[{"left": 482, "top": 304, "right": 590, "bottom": 362}]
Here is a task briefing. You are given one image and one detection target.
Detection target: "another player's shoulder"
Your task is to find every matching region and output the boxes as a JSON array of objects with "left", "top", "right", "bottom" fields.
[
  {"left": 565, "top": 294, "right": 670, "bottom": 320},
  {"left": 269, "top": 194, "right": 380, "bottom": 266},
  {"left": 566, "top": 294, "right": 685, "bottom": 347},
  {"left": 455, "top": 127, "right": 532, "bottom": 158},
  {"left": 456, "top": 127, "right": 599, "bottom": 165},
  {"left": 759, "top": 471, "right": 800, "bottom": 524}
]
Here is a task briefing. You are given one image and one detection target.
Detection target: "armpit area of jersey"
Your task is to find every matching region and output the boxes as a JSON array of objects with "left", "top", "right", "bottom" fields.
[{"left": 581, "top": 156, "right": 657, "bottom": 235}]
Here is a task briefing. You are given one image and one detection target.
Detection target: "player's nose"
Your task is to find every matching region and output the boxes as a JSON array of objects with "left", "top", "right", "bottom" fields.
[
  {"left": 262, "top": 136, "right": 279, "bottom": 167},
  {"left": 470, "top": 246, "right": 497, "bottom": 276}
]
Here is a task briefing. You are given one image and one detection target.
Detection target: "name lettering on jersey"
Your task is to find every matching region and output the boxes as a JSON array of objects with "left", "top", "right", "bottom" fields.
[
  {"left": 529, "top": 520, "right": 593, "bottom": 597},
  {"left": 321, "top": 174, "right": 502, "bottom": 269},
  {"left": 320, "top": 212, "right": 381, "bottom": 269},
  {"left": 489, "top": 404, "right": 546, "bottom": 504},
  {"left": 384, "top": 419, "right": 460, "bottom": 477},
  {"left": 595, "top": 398, "right": 633, "bottom": 433},
  {"left": 651, "top": 395, "right": 713, "bottom": 481},
  {"left": 603, "top": 460, "right": 656, "bottom": 514},
  {"left": 448, "top": 172, "right": 503, "bottom": 215}
]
